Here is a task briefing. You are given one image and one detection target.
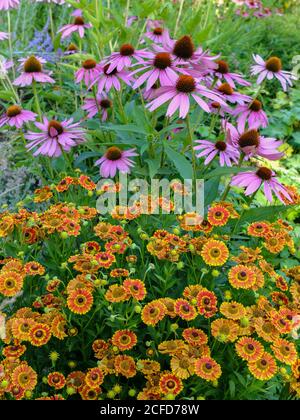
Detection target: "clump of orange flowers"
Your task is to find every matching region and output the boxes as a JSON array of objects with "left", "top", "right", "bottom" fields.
[{"left": 0, "top": 174, "right": 299, "bottom": 400}]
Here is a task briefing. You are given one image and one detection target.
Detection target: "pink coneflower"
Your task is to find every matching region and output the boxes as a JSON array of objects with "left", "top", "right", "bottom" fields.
[
  {"left": 0, "top": 59, "right": 14, "bottom": 77},
  {"left": 194, "top": 139, "right": 239, "bottom": 166},
  {"left": 147, "top": 75, "right": 226, "bottom": 118},
  {"left": 253, "top": 8, "right": 272, "bottom": 18},
  {"left": 143, "top": 83, "right": 160, "bottom": 100},
  {"left": 126, "top": 15, "right": 138, "bottom": 27},
  {"left": 232, "top": 99, "right": 268, "bottom": 132},
  {"left": 13, "top": 56, "right": 55, "bottom": 87},
  {"left": 75, "top": 59, "right": 102, "bottom": 87},
  {"left": 231, "top": 167, "right": 291, "bottom": 203},
  {"left": 251, "top": 55, "right": 295, "bottom": 91},
  {"left": 132, "top": 51, "right": 184, "bottom": 90},
  {"left": 0, "top": 32, "right": 9, "bottom": 41},
  {"left": 245, "top": 0, "right": 261, "bottom": 8},
  {"left": 90, "top": 64, "right": 132, "bottom": 94},
  {"left": 0, "top": 105, "right": 36, "bottom": 129},
  {"left": 215, "top": 82, "right": 251, "bottom": 105},
  {"left": 25, "top": 117, "right": 86, "bottom": 157},
  {"left": 65, "top": 43, "right": 79, "bottom": 55},
  {"left": 209, "top": 101, "right": 232, "bottom": 117},
  {"left": 212, "top": 59, "right": 250, "bottom": 88},
  {"left": 82, "top": 94, "right": 112, "bottom": 121},
  {"left": 187, "top": 48, "right": 219, "bottom": 75},
  {"left": 95, "top": 147, "right": 137, "bottom": 178},
  {"left": 225, "top": 122, "right": 283, "bottom": 160},
  {"left": 0, "top": 0, "right": 19, "bottom": 10},
  {"left": 144, "top": 25, "right": 170, "bottom": 44},
  {"left": 104, "top": 44, "right": 152, "bottom": 73},
  {"left": 235, "top": 9, "right": 250, "bottom": 18},
  {"left": 58, "top": 10, "right": 92, "bottom": 39},
  {"left": 166, "top": 35, "right": 219, "bottom": 68}
]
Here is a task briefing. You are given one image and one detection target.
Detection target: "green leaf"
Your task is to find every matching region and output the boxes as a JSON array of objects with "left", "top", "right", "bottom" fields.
[
  {"left": 204, "top": 166, "right": 256, "bottom": 179},
  {"left": 229, "top": 380, "right": 236, "bottom": 399},
  {"left": 145, "top": 156, "right": 161, "bottom": 178},
  {"left": 204, "top": 177, "right": 220, "bottom": 207},
  {"left": 239, "top": 205, "right": 289, "bottom": 224},
  {"left": 99, "top": 123, "right": 148, "bottom": 135},
  {"left": 74, "top": 151, "right": 100, "bottom": 166},
  {"left": 164, "top": 144, "right": 193, "bottom": 179},
  {"left": 0, "top": 90, "right": 15, "bottom": 101}
]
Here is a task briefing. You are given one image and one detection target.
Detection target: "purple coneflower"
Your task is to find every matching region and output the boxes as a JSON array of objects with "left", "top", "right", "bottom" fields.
[
  {"left": 0, "top": 32, "right": 9, "bottom": 41},
  {"left": 75, "top": 59, "right": 102, "bottom": 87},
  {"left": 232, "top": 98, "right": 268, "bottom": 132},
  {"left": 13, "top": 56, "right": 55, "bottom": 87},
  {"left": 166, "top": 35, "right": 219, "bottom": 68},
  {"left": 215, "top": 82, "right": 251, "bottom": 105},
  {"left": 0, "top": 105, "right": 36, "bottom": 129},
  {"left": 0, "top": 59, "right": 14, "bottom": 75},
  {"left": 235, "top": 9, "right": 250, "bottom": 17},
  {"left": 132, "top": 51, "right": 184, "bottom": 91},
  {"left": 212, "top": 59, "right": 250, "bottom": 88},
  {"left": 251, "top": 55, "right": 295, "bottom": 91},
  {"left": 126, "top": 15, "right": 138, "bottom": 27},
  {"left": 143, "top": 83, "right": 160, "bottom": 101},
  {"left": 58, "top": 10, "right": 92, "bottom": 39},
  {"left": 231, "top": 167, "right": 291, "bottom": 203},
  {"left": 144, "top": 25, "right": 170, "bottom": 45},
  {"left": 64, "top": 43, "right": 79, "bottom": 55},
  {"left": 194, "top": 139, "right": 240, "bottom": 166},
  {"left": 253, "top": 8, "right": 272, "bottom": 18},
  {"left": 245, "top": 0, "right": 261, "bottom": 8},
  {"left": 0, "top": 0, "right": 19, "bottom": 10},
  {"left": 25, "top": 117, "right": 86, "bottom": 157},
  {"left": 104, "top": 44, "right": 152, "bottom": 73},
  {"left": 147, "top": 75, "right": 226, "bottom": 118},
  {"left": 209, "top": 101, "right": 232, "bottom": 117},
  {"left": 95, "top": 147, "right": 137, "bottom": 178},
  {"left": 82, "top": 94, "right": 112, "bottom": 121},
  {"left": 225, "top": 122, "right": 283, "bottom": 161},
  {"left": 90, "top": 64, "right": 132, "bottom": 94}
]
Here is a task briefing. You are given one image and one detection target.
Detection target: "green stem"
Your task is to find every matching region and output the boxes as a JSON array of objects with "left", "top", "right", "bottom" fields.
[
  {"left": 209, "top": 113, "right": 218, "bottom": 136},
  {"left": 174, "top": 0, "right": 185, "bottom": 37},
  {"left": 116, "top": 89, "right": 127, "bottom": 123},
  {"left": 186, "top": 115, "right": 196, "bottom": 184},
  {"left": 62, "top": 149, "right": 74, "bottom": 173},
  {"left": 7, "top": 11, "right": 15, "bottom": 79},
  {"left": 49, "top": 5, "right": 55, "bottom": 43},
  {"left": 124, "top": 0, "right": 130, "bottom": 26},
  {"left": 252, "top": 80, "right": 266, "bottom": 101},
  {"left": 221, "top": 153, "right": 244, "bottom": 201},
  {"left": 92, "top": 86, "right": 102, "bottom": 121},
  {"left": 32, "top": 81, "right": 42, "bottom": 121},
  {"left": 5, "top": 75, "right": 20, "bottom": 104},
  {"left": 231, "top": 192, "right": 257, "bottom": 237},
  {"left": 220, "top": 182, "right": 231, "bottom": 202}
]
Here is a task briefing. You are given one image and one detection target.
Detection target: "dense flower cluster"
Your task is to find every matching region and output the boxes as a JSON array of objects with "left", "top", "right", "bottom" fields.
[
  {"left": 0, "top": 0, "right": 299, "bottom": 402},
  {"left": 0, "top": 177, "right": 299, "bottom": 400}
]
